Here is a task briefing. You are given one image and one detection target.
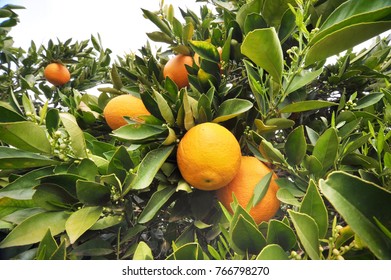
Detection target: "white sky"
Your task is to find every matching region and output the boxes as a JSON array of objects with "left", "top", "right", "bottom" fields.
[
  {"left": 6, "top": 0, "right": 204, "bottom": 56},
  {"left": 4, "top": 1, "right": 390, "bottom": 62}
]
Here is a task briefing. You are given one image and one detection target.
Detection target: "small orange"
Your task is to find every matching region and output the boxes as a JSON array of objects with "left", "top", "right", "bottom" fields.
[
  {"left": 176, "top": 122, "right": 241, "bottom": 191},
  {"left": 44, "top": 62, "right": 71, "bottom": 86},
  {"left": 103, "top": 94, "right": 151, "bottom": 130},
  {"left": 163, "top": 54, "right": 193, "bottom": 89},
  {"left": 216, "top": 156, "right": 280, "bottom": 224}
]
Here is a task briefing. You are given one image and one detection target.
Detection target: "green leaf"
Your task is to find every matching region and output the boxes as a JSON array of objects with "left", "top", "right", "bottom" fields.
[
  {"left": 280, "top": 100, "right": 338, "bottom": 113},
  {"left": 236, "top": 0, "right": 262, "bottom": 30},
  {"left": 230, "top": 214, "right": 267, "bottom": 255},
  {"left": 0, "top": 166, "right": 53, "bottom": 200},
  {"left": 50, "top": 240, "right": 66, "bottom": 260},
  {"left": 166, "top": 242, "right": 204, "bottom": 260},
  {"left": 138, "top": 185, "right": 176, "bottom": 224},
  {"left": 285, "top": 125, "right": 307, "bottom": 166},
  {"left": 66, "top": 206, "right": 103, "bottom": 244},
  {"left": 46, "top": 108, "right": 60, "bottom": 134},
  {"left": 259, "top": 139, "right": 286, "bottom": 164},
  {"left": 112, "top": 123, "right": 167, "bottom": 143},
  {"left": 0, "top": 147, "right": 59, "bottom": 170},
  {"left": 0, "top": 211, "right": 70, "bottom": 248},
  {"left": 153, "top": 89, "right": 175, "bottom": 125},
  {"left": 189, "top": 40, "right": 220, "bottom": 63},
  {"left": 252, "top": 172, "right": 272, "bottom": 206},
  {"left": 262, "top": 0, "right": 297, "bottom": 27},
  {"left": 266, "top": 219, "right": 297, "bottom": 251},
  {"left": 142, "top": 9, "right": 172, "bottom": 37},
  {"left": 146, "top": 31, "right": 174, "bottom": 44},
  {"left": 33, "top": 183, "right": 76, "bottom": 211},
  {"left": 288, "top": 210, "right": 320, "bottom": 260},
  {"left": 244, "top": 13, "right": 267, "bottom": 34},
  {"left": 212, "top": 99, "right": 253, "bottom": 123},
  {"left": 284, "top": 68, "right": 324, "bottom": 95},
  {"left": 124, "top": 145, "right": 174, "bottom": 193},
  {"left": 300, "top": 180, "right": 328, "bottom": 238},
  {"left": 0, "top": 198, "right": 36, "bottom": 220},
  {"left": 71, "top": 238, "right": 113, "bottom": 257},
  {"left": 59, "top": 113, "right": 87, "bottom": 158},
  {"left": 306, "top": 21, "right": 391, "bottom": 66},
  {"left": 0, "top": 122, "right": 51, "bottom": 154},
  {"left": 76, "top": 180, "right": 111, "bottom": 205},
  {"left": 319, "top": 172, "right": 391, "bottom": 259},
  {"left": 0, "top": 101, "right": 25, "bottom": 122},
  {"left": 133, "top": 241, "right": 153, "bottom": 260},
  {"left": 36, "top": 229, "right": 58, "bottom": 260},
  {"left": 312, "top": 127, "right": 339, "bottom": 173},
  {"left": 241, "top": 28, "right": 283, "bottom": 82},
  {"left": 276, "top": 189, "right": 300, "bottom": 207},
  {"left": 256, "top": 244, "right": 289, "bottom": 260},
  {"left": 355, "top": 92, "right": 384, "bottom": 110}
]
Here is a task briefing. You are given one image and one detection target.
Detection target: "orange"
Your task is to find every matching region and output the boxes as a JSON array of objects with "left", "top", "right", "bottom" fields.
[
  {"left": 103, "top": 94, "right": 151, "bottom": 130},
  {"left": 216, "top": 156, "right": 280, "bottom": 224},
  {"left": 176, "top": 122, "right": 241, "bottom": 191},
  {"left": 163, "top": 54, "right": 193, "bottom": 89},
  {"left": 44, "top": 62, "right": 71, "bottom": 86}
]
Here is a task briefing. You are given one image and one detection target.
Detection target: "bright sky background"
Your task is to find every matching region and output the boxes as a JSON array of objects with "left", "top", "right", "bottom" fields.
[
  {"left": 4, "top": 1, "right": 391, "bottom": 62},
  {"left": 6, "top": 0, "right": 204, "bottom": 56}
]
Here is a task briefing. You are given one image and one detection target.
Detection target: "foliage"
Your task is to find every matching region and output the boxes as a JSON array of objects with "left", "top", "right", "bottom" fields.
[{"left": 1, "top": 0, "right": 391, "bottom": 260}]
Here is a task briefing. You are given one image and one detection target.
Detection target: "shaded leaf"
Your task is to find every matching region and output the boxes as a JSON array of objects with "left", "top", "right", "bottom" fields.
[
  {"left": 319, "top": 172, "right": 391, "bottom": 259},
  {"left": 0, "top": 147, "right": 58, "bottom": 170},
  {"left": 256, "top": 244, "right": 289, "bottom": 260}
]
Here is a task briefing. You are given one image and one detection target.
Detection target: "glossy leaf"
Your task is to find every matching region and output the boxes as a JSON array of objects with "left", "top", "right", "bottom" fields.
[
  {"left": 306, "top": 21, "right": 391, "bottom": 66},
  {"left": 285, "top": 125, "right": 307, "bottom": 166},
  {"left": 236, "top": 0, "right": 262, "bottom": 30},
  {"left": 266, "top": 219, "right": 297, "bottom": 251},
  {"left": 280, "top": 100, "right": 338, "bottom": 113},
  {"left": 112, "top": 123, "right": 167, "bottom": 143},
  {"left": 284, "top": 68, "right": 323, "bottom": 95},
  {"left": 124, "top": 145, "right": 174, "bottom": 193},
  {"left": 288, "top": 210, "right": 320, "bottom": 260},
  {"left": 138, "top": 185, "right": 176, "bottom": 224},
  {"left": 256, "top": 244, "right": 289, "bottom": 260},
  {"left": 189, "top": 40, "right": 220, "bottom": 63},
  {"left": 0, "top": 101, "right": 25, "bottom": 122},
  {"left": 0, "top": 147, "right": 58, "bottom": 170},
  {"left": 319, "top": 172, "right": 391, "bottom": 259},
  {"left": 241, "top": 28, "right": 283, "bottom": 82},
  {"left": 252, "top": 172, "right": 272, "bottom": 206},
  {"left": 66, "top": 206, "right": 103, "bottom": 244},
  {"left": 312, "top": 127, "right": 339, "bottom": 173},
  {"left": 212, "top": 99, "right": 253, "bottom": 123},
  {"left": 276, "top": 188, "right": 300, "bottom": 207},
  {"left": 230, "top": 214, "right": 267, "bottom": 254},
  {"left": 355, "top": 92, "right": 384, "bottom": 110},
  {"left": 300, "top": 180, "right": 328, "bottom": 238},
  {"left": 0, "top": 121, "right": 51, "bottom": 154},
  {"left": 0, "top": 211, "right": 70, "bottom": 248}
]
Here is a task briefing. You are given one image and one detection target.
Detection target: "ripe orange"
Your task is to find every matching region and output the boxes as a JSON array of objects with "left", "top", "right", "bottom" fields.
[
  {"left": 44, "top": 62, "right": 71, "bottom": 86},
  {"left": 103, "top": 94, "right": 151, "bottom": 130},
  {"left": 163, "top": 54, "right": 193, "bottom": 89},
  {"left": 216, "top": 156, "right": 280, "bottom": 224},
  {"left": 176, "top": 122, "right": 241, "bottom": 191}
]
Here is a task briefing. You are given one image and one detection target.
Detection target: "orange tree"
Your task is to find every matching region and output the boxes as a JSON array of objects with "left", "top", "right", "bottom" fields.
[{"left": 0, "top": 0, "right": 391, "bottom": 260}]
